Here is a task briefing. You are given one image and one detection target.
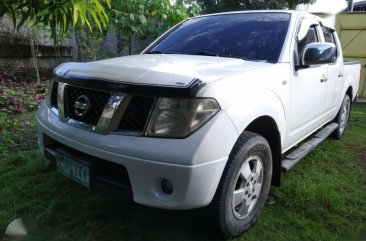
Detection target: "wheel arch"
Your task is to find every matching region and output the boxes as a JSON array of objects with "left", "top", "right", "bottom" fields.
[
  {"left": 346, "top": 86, "right": 353, "bottom": 100},
  {"left": 203, "top": 85, "right": 287, "bottom": 188},
  {"left": 244, "top": 116, "right": 282, "bottom": 186},
  {"left": 222, "top": 100, "right": 286, "bottom": 187}
]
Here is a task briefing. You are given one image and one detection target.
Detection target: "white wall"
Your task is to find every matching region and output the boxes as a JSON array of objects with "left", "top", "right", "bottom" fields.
[{"left": 297, "top": 0, "right": 348, "bottom": 14}]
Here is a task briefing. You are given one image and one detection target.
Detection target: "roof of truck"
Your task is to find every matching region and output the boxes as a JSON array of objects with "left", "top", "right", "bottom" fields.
[
  {"left": 191, "top": 10, "right": 333, "bottom": 30},
  {"left": 195, "top": 10, "right": 315, "bottom": 19}
]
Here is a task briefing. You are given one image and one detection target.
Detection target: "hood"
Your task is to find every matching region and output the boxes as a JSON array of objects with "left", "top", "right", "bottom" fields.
[{"left": 54, "top": 54, "right": 271, "bottom": 87}]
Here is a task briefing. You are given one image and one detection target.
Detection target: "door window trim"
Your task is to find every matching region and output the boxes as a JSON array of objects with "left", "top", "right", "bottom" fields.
[{"left": 319, "top": 24, "right": 339, "bottom": 65}]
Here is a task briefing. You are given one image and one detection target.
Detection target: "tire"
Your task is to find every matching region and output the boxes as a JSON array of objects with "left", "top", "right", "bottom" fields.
[
  {"left": 210, "top": 131, "right": 272, "bottom": 237},
  {"left": 332, "top": 95, "right": 351, "bottom": 139}
]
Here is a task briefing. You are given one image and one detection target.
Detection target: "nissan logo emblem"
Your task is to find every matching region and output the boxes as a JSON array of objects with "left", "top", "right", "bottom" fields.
[{"left": 74, "top": 95, "right": 90, "bottom": 117}]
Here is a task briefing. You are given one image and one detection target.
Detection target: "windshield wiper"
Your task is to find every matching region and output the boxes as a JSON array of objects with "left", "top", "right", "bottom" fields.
[
  {"left": 188, "top": 51, "right": 220, "bottom": 57},
  {"left": 185, "top": 51, "right": 226, "bottom": 57},
  {"left": 183, "top": 51, "right": 242, "bottom": 59},
  {"left": 146, "top": 50, "right": 170, "bottom": 54},
  {"left": 241, "top": 58, "right": 268, "bottom": 63}
]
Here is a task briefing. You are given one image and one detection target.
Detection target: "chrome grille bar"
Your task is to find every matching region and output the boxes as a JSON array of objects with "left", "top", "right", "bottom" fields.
[
  {"left": 57, "top": 82, "right": 67, "bottom": 122},
  {"left": 95, "top": 94, "right": 132, "bottom": 134}
]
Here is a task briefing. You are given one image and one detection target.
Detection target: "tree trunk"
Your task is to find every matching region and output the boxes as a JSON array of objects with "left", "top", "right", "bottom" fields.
[
  {"left": 69, "top": 30, "right": 78, "bottom": 62},
  {"left": 30, "top": 30, "right": 40, "bottom": 84}
]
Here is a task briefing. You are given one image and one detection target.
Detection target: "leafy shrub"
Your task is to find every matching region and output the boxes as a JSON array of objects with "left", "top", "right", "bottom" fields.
[{"left": 0, "top": 80, "right": 47, "bottom": 113}]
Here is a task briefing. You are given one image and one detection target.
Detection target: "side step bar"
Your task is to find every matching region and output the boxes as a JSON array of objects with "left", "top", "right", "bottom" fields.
[{"left": 281, "top": 123, "right": 338, "bottom": 172}]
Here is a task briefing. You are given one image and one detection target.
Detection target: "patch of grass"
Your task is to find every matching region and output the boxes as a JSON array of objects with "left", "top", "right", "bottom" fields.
[
  {"left": 0, "top": 104, "right": 365, "bottom": 241},
  {"left": 0, "top": 112, "right": 38, "bottom": 156}
]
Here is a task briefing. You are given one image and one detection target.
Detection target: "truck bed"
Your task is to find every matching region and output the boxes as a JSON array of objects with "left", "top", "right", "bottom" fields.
[{"left": 343, "top": 61, "right": 361, "bottom": 101}]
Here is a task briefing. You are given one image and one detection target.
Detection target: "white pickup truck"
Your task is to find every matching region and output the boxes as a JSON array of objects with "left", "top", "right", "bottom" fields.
[{"left": 37, "top": 10, "right": 361, "bottom": 237}]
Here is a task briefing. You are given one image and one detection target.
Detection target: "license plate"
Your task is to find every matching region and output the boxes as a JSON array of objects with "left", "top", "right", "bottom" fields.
[{"left": 56, "top": 152, "right": 90, "bottom": 188}]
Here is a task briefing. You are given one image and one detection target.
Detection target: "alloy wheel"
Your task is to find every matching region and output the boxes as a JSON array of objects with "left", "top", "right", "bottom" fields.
[{"left": 232, "top": 156, "right": 264, "bottom": 219}]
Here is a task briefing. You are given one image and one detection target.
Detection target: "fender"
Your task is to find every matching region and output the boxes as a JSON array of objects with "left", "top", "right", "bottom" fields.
[
  {"left": 199, "top": 85, "right": 286, "bottom": 187},
  {"left": 197, "top": 63, "right": 290, "bottom": 150},
  {"left": 222, "top": 88, "right": 286, "bottom": 144}
]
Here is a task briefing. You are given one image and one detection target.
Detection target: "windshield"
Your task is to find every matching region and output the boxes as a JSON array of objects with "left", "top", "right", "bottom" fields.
[{"left": 146, "top": 13, "right": 291, "bottom": 63}]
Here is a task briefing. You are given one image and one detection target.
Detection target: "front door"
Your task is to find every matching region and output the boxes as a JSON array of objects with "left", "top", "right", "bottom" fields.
[{"left": 286, "top": 25, "right": 328, "bottom": 148}]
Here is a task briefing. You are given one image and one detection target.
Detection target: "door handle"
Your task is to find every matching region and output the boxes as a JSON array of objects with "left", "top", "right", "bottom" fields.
[
  {"left": 320, "top": 77, "right": 328, "bottom": 83},
  {"left": 338, "top": 73, "right": 344, "bottom": 78}
]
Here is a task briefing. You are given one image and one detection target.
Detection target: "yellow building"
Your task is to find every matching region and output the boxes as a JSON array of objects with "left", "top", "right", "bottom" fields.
[
  {"left": 335, "top": 12, "right": 366, "bottom": 98},
  {"left": 302, "top": 0, "right": 366, "bottom": 98}
]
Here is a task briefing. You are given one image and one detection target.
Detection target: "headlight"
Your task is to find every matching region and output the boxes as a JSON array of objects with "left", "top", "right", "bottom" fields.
[{"left": 146, "top": 98, "right": 220, "bottom": 138}]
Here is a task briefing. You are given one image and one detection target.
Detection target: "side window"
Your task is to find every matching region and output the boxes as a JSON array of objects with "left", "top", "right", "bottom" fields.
[
  {"left": 297, "top": 26, "right": 318, "bottom": 61},
  {"left": 322, "top": 27, "right": 335, "bottom": 43},
  {"left": 322, "top": 26, "right": 338, "bottom": 62}
]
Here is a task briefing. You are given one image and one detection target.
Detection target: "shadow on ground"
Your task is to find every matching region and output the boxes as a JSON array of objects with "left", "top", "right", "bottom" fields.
[{"left": 26, "top": 187, "right": 224, "bottom": 241}]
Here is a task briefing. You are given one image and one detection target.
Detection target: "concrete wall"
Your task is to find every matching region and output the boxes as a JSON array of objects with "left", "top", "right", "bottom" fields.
[{"left": 0, "top": 15, "right": 72, "bottom": 73}]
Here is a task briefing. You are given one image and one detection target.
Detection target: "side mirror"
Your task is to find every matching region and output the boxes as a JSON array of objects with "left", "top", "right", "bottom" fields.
[{"left": 302, "top": 42, "right": 336, "bottom": 66}]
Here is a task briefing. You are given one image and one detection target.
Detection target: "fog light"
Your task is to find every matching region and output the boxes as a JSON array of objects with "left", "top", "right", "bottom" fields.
[{"left": 161, "top": 179, "right": 173, "bottom": 195}]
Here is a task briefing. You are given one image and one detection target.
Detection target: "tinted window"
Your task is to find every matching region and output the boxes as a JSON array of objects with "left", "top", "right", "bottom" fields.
[
  {"left": 322, "top": 26, "right": 338, "bottom": 61},
  {"left": 322, "top": 27, "right": 334, "bottom": 43},
  {"left": 147, "top": 13, "right": 291, "bottom": 63}
]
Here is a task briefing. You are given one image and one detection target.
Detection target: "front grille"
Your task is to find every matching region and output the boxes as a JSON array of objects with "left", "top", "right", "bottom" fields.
[
  {"left": 51, "top": 81, "right": 58, "bottom": 109},
  {"left": 65, "top": 85, "right": 110, "bottom": 126},
  {"left": 118, "top": 96, "right": 155, "bottom": 133},
  {"left": 57, "top": 83, "right": 156, "bottom": 134}
]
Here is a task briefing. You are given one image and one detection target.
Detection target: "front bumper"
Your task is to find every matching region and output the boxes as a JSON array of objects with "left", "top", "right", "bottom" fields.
[{"left": 36, "top": 101, "right": 238, "bottom": 209}]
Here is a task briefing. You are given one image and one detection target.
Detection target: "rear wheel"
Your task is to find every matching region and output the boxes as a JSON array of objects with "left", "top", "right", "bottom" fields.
[
  {"left": 333, "top": 95, "right": 351, "bottom": 139},
  {"left": 210, "top": 132, "right": 272, "bottom": 237}
]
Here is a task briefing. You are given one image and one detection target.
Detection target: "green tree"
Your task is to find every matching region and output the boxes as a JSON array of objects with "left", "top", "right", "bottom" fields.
[
  {"left": 0, "top": 0, "right": 111, "bottom": 44},
  {"left": 287, "top": 0, "right": 315, "bottom": 9},
  {"left": 111, "top": 0, "right": 200, "bottom": 54}
]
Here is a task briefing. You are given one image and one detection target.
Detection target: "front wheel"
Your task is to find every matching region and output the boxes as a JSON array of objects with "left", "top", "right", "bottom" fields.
[
  {"left": 333, "top": 95, "right": 351, "bottom": 139},
  {"left": 210, "top": 132, "right": 272, "bottom": 237}
]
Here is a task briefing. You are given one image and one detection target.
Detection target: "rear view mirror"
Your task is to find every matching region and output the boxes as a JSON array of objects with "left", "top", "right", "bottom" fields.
[{"left": 302, "top": 43, "right": 336, "bottom": 66}]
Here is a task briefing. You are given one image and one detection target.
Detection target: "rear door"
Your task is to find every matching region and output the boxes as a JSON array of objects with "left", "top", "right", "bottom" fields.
[{"left": 321, "top": 26, "right": 344, "bottom": 117}]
